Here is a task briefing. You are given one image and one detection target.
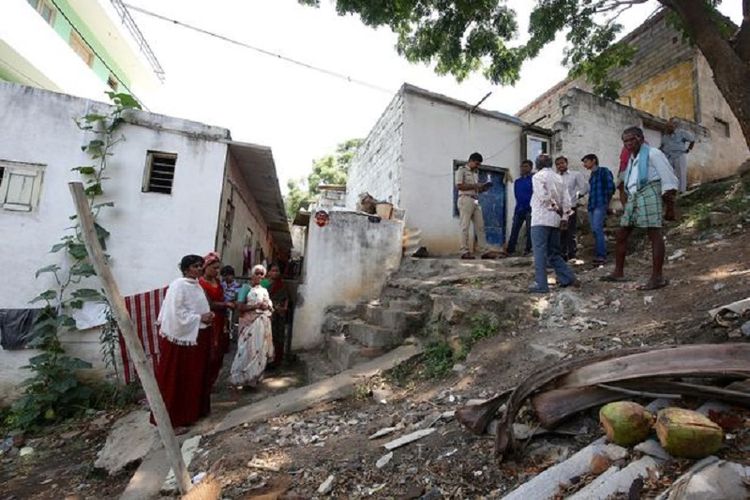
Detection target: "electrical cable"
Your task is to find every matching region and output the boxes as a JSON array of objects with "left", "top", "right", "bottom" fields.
[{"left": 123, "top": 3, "right": 395, "bottom": 95}]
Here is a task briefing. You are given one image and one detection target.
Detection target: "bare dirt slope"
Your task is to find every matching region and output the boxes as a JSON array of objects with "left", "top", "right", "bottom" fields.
[{"left": 2, "top": 171, "right": 749, "bottom": 499}]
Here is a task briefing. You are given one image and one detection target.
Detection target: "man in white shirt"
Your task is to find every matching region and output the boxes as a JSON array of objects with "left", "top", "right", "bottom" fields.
[
  {"left": 529, "top": 154, "right": 577, "bottom": 293},
  {"left": 603, "top": 126, "right": 678, "bottom": 290},
  {"left": 556, "top": 156, "right": 589, "bottom": 261},
  {"left": 661, "top": 117, "right": 695, "bottom": 193}
]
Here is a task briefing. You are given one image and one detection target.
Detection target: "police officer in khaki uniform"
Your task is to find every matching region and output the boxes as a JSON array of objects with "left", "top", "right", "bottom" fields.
[{"left": 455, "top": 152, "right": 499, "bottom": 259}]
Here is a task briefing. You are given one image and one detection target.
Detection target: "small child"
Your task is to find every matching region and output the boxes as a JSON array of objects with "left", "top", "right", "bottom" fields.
[
  {"left": 221, "top": 265, "right": 241, "bottom": 303},
  {"left": 220, "top": 265, "right": 242, "bottom": 340}
]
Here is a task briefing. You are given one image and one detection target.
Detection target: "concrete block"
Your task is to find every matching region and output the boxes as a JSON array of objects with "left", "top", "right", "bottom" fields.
[
  {"left": 568, "top": 455, "right": 661, "bottom": 499},
  {"left": 326, "top": 335, "right": 386, "bottom": 371},
  {"left": 347, "top": 322, "right": 400, "bottom": 348},
  {"left": 388, "top": 299, "right": 422, "bottom": 311}
]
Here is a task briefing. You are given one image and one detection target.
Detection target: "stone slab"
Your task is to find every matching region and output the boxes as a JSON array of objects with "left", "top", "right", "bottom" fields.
[
  {"left": 213, "top": 344, "right": 423, "bottom": 434},
  {"left": 95, "top": 410, "right": 158, "bottom": 475}
]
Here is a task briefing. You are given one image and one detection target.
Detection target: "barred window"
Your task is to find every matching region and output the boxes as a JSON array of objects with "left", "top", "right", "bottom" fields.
[{"left": 142, "top": 151, "right": 177, "bottom": 194}]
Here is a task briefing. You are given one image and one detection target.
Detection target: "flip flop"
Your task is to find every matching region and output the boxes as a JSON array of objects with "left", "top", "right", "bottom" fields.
[
  {"left": 600, "top": 275, "right": 630, "bottom": 282},
  {"left": 637, "top": 279, "right": 669, "bottom": 291}
]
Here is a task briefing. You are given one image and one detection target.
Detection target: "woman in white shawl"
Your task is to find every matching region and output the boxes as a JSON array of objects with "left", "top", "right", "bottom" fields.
[
  {"left": 230, "top": 264, "right": 274, "bottom": 387},
  {"left": 151, "top": 255, "right": 214, "bottom": 431}
]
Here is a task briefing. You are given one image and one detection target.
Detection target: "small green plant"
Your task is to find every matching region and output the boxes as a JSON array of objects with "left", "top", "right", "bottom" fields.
[
  {"left": 8, "top": 92, "right": 141, "bottom": 431},
  {"left": 455, "top": 314, "right": 499, "bottom": 360},
  {"left": 353, "top": 382, "right": 372, "bottom": 401},
  {"left": 422, "top": 340, "right": 455, "bottom": 379}
]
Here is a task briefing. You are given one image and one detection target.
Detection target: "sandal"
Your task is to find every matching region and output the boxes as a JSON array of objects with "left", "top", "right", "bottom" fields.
[{"left": 637, "top": 278, "right": 669, "bottom": 291}]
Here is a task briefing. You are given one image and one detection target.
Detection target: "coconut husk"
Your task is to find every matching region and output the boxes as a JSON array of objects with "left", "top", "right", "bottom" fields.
[
  {"left": 655, "top": 407, "right": 724, "bottom": 459},
  {"left": 599, "top": 401, "right": 654, "bottom": 447}
]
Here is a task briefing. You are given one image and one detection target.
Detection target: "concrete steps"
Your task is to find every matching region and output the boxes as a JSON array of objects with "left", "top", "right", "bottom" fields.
[
  {"left": 322, "top": 254, "right": 532, "bottom": 374},
  {"left": 326, "top": 335, "right": 387, "bottom": 372},
  {"left": 324, "top": 294, "right": 426, "bottom": 372}
]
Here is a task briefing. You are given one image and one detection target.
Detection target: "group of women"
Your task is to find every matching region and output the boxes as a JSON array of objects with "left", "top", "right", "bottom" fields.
[{"left": 152, "top": 252, "right": 289, "bottom": 431}]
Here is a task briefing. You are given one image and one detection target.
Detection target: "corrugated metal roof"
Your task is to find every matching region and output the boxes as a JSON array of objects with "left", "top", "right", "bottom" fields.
[{"left": 227, "top": 141, "right": 292, "bottom": 253}]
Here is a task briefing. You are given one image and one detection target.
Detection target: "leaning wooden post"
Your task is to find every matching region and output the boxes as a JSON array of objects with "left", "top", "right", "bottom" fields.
[{"left": 68, "top": 182, "right": 192, "bottom": 495}]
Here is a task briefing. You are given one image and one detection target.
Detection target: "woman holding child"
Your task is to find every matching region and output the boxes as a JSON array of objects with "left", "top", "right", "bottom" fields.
[{"left": 229, "top": 264, "right": 274, "bottom": 388}]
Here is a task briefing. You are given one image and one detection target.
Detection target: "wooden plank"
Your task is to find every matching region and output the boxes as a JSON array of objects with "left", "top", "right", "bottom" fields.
[
  {"left": 68, "top": 182, "right": 191, "bottom": 495},
  {"left": 558, "top": 344, "right": 750, "bottom": 388}
]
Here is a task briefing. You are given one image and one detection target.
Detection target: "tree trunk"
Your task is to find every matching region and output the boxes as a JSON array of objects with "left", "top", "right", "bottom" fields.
[{"left": 661, "top": 0, "right": 750, "bottom": 150}]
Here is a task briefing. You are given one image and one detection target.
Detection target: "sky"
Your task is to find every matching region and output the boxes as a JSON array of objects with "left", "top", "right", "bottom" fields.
[{"left": 125, "top": 0, "right": 743, "bottom": 192}]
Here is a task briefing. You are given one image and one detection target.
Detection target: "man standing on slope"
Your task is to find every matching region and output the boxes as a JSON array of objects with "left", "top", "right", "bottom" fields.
[{"left": 603, "top": 126, "right": 678, "bottom": 290}]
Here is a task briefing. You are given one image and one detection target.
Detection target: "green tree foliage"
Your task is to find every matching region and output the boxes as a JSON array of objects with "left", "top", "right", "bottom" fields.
[
  {"left": 300, "top": 1, "right": 750, "bottom": 148},
  {"left": 285, "top": 138, "right": 362, "bottom": 217}
]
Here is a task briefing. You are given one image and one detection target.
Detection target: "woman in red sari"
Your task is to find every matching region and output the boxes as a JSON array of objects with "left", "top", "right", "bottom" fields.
[
  {"left": 200, "top": 252, "right": 233, "bottom": 388},
  {"left": 152, "top": 255, "right": 214, "bottom": 431}
]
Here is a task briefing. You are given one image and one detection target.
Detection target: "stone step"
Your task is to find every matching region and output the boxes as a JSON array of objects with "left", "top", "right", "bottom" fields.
[
  {"left": 326, "top": 335, "right": 386, "bottom": 372},
  {"left": 387, "top": 298, "right": 423, "bottom": 311},
  {"left": 380, "top": 286, "right": 411, "bottom": 300},
  {"left": 346, "top": 321, "right": 402, "bottom": 348},
  {"left": 363, "top": 305, "right": 423, "bottom": 331}
]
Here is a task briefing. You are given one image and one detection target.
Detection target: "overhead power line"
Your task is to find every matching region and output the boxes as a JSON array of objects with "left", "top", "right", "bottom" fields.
[
  {"left": 48, "top": 0, "right": 148, "bottom": 109},
  {"left": 123, "top": 3, "right": 395, "bottom": 95}
]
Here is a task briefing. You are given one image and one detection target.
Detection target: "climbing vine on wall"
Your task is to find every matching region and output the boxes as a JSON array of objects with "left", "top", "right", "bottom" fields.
[{"left": 6, "top": 93, "right": 141, "bottom": 431}]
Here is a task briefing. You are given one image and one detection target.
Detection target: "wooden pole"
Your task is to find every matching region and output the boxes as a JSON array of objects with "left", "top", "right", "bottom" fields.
[{"left": 68, "top": 182, "right": 192, "bottom": 495}]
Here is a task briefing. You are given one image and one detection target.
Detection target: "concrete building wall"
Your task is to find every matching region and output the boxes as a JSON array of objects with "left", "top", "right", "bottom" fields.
[
  {"left": 608, "top": 13, "right": 694, "bottom": 118},
  {"left": 400, "top": 91, "right": 523, "bottom": 255},
  {"left": 217, "top": 154, "right": 274, "bottom": 275},
  {"left": 622, "top": 60, "right": 695, "bottom": 121},
  {"left": 693, "top": 55, "right": 750, "bottom": 182},
  {"left": 551, "top": 89, "right": 719, "bottom": 190},
  {"left": 517, "top": 79, "right": 585, "bottom": 128},
  {"left": 0, "top": 83, "right": 229, "bottom": 402},
  {"left": 292, "top": 212, "right": 403, "bottom": 349},
  {"left": 518, "top": 10, "right": 748, "bottom": 186},
  {"left": 552, "top": 89, "right": 644, "bottom": 175},
  {"left": 345, "top": 92, "right": 404, "bottom": 208}
]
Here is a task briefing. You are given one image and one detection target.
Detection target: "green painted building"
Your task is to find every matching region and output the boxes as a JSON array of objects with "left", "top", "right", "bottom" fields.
[{"left": 0, "top": 0, "right": 162, "bottom": 104}]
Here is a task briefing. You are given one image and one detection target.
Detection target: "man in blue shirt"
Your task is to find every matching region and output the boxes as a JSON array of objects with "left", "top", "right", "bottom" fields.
[
  {"left": 582, "top": 154, "right": 615, "bottom": 265},
  {"left": 506, "top": 160, "right": 533, "bottom": 255}
]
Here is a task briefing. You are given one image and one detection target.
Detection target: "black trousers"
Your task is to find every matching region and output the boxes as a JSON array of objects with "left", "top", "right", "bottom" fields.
[{"left": 560, "top": 211, "right": 578, "bottom": 260}]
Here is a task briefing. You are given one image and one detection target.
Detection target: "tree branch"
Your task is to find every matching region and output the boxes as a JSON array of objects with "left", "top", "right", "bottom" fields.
[
  {"left": 593, "top": 0, "right": 649, "bottom": 15},
  {"left": 734, "top": 11, "right": 750, "bottom": 62}
]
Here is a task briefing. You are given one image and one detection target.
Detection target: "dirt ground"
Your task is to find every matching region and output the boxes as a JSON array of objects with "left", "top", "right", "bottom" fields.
[{"left": 2, "top": 173, "right": 749, "bottom": 499}]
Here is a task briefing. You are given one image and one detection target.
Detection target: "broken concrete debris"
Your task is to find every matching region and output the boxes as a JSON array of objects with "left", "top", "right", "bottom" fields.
[
  {"left": 94, "top": 410, "right": 157, "bottom": 475},
  {"left": 654, "top": 456, "right": 750, "bottom": 500},
  {"left": 375, "top": 451, "right": 393, "bottom": 469},
  {"left": 383, "top": 428, "right": 436, "bottom": 451},
  {"left": 317, "top": 474, "right": 335, "bottom": 495}
]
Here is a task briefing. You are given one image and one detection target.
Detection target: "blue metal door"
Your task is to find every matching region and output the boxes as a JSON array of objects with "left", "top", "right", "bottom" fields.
[{"left": 478, "top": 169, "right": 506, "bottom": 246}]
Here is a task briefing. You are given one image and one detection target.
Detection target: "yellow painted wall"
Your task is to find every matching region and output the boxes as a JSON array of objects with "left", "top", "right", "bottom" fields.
[{"left": 620, "top": 61, "right": 695, "bottom": 121}]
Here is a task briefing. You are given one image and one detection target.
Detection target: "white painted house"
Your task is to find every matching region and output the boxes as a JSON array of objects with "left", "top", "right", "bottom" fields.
[
  {"left": 0, "top": 83, "right": 290, "bottom": 402},
  {"left": 346, "top": 84, "right": 551, "bottom": 256}
]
